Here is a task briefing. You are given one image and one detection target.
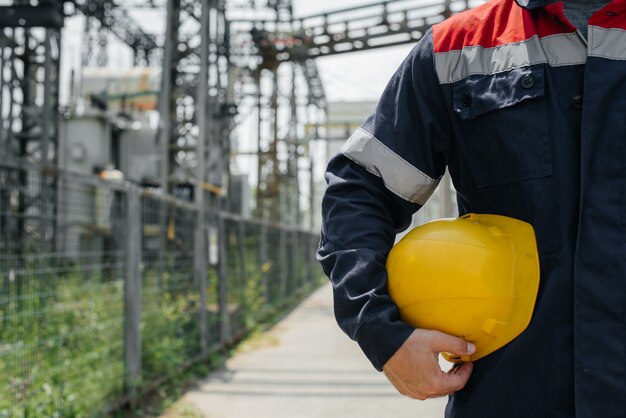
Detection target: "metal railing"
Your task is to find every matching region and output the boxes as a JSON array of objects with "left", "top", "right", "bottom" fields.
[{"left": 0, "top": 158, "right": 322, "bottom": 417}]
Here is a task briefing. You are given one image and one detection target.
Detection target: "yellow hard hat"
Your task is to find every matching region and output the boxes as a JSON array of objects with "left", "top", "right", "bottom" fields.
[{"left": 386, "top": 214, "right": 540, "bottom": 363}]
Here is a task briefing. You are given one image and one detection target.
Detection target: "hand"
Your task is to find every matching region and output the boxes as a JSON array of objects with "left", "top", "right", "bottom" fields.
[{"left": 382, "top": 329, "right": 475, "bottom": 400}]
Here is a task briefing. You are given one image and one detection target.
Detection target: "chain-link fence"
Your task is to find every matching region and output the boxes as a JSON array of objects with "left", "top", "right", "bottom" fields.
[{"left": 0, "top": 159, "right": 323, "bottom": 418}]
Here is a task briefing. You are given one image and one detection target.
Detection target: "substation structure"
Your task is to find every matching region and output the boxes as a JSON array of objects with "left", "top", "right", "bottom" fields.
[{"left": 0, "top": 0, "right": 482, "bottom": 237}]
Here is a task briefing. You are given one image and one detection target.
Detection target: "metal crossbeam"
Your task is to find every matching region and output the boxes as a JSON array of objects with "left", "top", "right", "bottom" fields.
[
  {"left": 239, "top": 0, "right": 481, "bottom": 67},
  {"left": 0, "top": 4, "right": 64, "bottom": 28},
  {"left": 300, "top": 59, "right": 326, "bottom": 109},
  {"left": 75, "top": 0, "right": 160, "bottom": 65}
]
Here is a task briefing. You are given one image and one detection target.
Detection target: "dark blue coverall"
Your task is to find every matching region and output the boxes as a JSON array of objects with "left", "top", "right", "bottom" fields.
[{"left": 317, "top": 0, "right": 626, "bottom": 416}]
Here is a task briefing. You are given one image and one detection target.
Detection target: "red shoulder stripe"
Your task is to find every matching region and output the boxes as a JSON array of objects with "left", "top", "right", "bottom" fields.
[{"left": 433, "top": 0, "right": 575, "bottom": 54}]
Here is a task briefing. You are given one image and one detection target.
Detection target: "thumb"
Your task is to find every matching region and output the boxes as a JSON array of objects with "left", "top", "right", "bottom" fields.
[{"left": 430, "top": 331, "right": 476, "bottom": 357}]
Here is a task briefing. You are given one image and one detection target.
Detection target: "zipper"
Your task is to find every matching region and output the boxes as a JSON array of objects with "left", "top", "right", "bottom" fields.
[{"left": 575, "top": 29, "right": 588, "bottom": 47}]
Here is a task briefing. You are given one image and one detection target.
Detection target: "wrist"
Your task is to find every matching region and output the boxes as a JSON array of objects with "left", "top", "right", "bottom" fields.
[{"left": 355, "top": 317, "right": 414, "bottom": 371}]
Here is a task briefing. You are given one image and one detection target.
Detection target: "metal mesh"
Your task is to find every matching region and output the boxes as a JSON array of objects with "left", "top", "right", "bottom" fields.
[
  {"left": 222, "top": 218, "right": 242, "bottom": 337},
  {"left": 266, "top": 225, "right": 285, "bottom": 305},
  {"left": 141, "top": 195, "right": 201, "bottom": 381},
  {"left": 204, "top": 215, "right": 221, "bottom": 353},
  {"left": 219, "top": 215, "right": 324, "bottom": 341},
  {"left": 223, "top": 218, "right": 263, "bottom": 339},
  {"left": 0, "top": 161, "right": 323, "bottom": 417},
  {"left": 284, "top": 229, "right": 296, "bottom": 295},
  {"left": 0, "top": 164, "right": 126, "bottom": 417}
]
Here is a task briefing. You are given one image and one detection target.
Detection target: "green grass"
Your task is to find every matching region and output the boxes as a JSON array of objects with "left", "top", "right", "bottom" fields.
[
  {"left": 0, "top": 245, "right": 323, "bottom": 418},
  {"left": 0, "top": 268, "right": 125, "bottom": 418}
]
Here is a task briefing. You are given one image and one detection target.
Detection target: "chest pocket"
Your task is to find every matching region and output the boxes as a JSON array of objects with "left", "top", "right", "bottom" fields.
[{"left": 452, "top": 66, "right": 553, "bottom": 188}]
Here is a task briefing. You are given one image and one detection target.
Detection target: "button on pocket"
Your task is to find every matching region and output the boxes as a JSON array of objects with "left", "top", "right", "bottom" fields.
[
  {"left": 520, "top": 74, "right": 535, "bottom": 89},
  {"left": 452, "top": 66, "right": 553, "bottom": 188}
]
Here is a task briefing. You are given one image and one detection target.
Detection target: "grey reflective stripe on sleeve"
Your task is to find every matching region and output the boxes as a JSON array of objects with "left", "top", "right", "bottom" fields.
[
  {"left": 435, "top": 33, "right": 587, "bottom": 84},
  {"left": 340, "top": 128, "right": 440, "bottom": 205},
  {"left": 588, "top": 26, "right": 626, "bottom": 60}
]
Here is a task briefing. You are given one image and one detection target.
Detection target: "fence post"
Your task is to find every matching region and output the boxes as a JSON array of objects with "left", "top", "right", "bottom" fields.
[
  {"left": 238, "top": 220, "right": 246, "bottom": 300},
  {"left": 124, "top": 187, "right": 142, "bottom": 402},
  {"left": 217, "top": 213, "right": 231, "bottom": 346},
  {"left": 291, "top": 228, "right": 298, "bottom": 290},
  {"left": 195, "top": 207, "right": 208, "bottom": 357},
  {"left": 196, "top": 0, "right": 210, "bottom": 357},
  {"left": 279, "top": 227, "right": 287, "bottom": 298},
  {"left": 259, "top": 222, "right": 269, "bottom": 302},
  {"left": 306, "top": 232, "right": 313, "bottom": 285}
]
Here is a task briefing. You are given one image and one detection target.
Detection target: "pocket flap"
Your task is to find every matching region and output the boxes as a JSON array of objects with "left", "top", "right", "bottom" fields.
[{"left": 452, "top": 66, "right": 546, "bottom": 120}]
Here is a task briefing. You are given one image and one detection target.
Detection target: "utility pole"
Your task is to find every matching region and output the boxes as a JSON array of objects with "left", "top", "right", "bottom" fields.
[{"left": 157, "top": 0, "right": 179, "bottom": 194}]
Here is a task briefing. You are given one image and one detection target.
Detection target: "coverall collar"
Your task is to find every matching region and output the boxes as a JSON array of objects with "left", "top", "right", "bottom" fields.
[{"left": 514, "top": 0, "right": 560, "bottom": 9}]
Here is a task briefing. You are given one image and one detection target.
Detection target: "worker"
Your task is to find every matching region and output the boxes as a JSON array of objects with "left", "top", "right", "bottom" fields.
[{"left": 316, "top": 0, "right": 624, "bottom": 416}]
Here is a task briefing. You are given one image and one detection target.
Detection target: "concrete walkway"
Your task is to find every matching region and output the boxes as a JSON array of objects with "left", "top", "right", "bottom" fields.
[{"left": 178, "top": 283, "right": 447, "bottom": 418}]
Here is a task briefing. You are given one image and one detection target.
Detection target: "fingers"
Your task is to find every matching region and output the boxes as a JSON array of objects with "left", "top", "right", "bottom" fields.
[
  {"left": 429, "top": 331, "right": 476, "bottom": 357},
  {"left": 389, "top": 364, "right": 473, "bottom": 400},
  {"left": 436, "top": 362, "right": 473, "bottom": 393},
  {"left": 447, "top": 363, "right": 463, "bottom": 375},
  {"left": 420, "top": 362, "right": 472, "bottom": 397},
  {"left": 382, "top": 329, "right": 475, "bottom": 401}
]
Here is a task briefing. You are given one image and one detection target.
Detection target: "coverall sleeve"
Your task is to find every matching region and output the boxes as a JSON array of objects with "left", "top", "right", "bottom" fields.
[{"left": 316, "top": 30, "right": 452, "bottom": 371}]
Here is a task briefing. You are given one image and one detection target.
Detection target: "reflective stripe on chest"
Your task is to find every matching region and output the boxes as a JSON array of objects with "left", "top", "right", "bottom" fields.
[{"left": 432, "top": 0, "right": 626, "bottom": 84}]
